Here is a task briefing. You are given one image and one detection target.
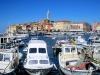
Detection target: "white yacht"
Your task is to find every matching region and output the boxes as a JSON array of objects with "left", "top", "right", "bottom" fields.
[
  {"left": 75, "top": 36, "right": 87, "bottom": 45},
  {"left": 23, "top": 40, "right": 54, "bottom": 75}
]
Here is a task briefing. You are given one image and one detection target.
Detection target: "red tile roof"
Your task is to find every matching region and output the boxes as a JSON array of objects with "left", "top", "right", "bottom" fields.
[
  {"left": 72, "top": 22, "right": 88, "bottom": 24},
  {"left": 22, "top": 24, "right": 28, "bottom": 27}
]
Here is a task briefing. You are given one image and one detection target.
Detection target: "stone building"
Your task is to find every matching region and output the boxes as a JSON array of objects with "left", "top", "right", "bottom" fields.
[
  {"left": 71, "top": 22, "right": 92, "bottom": 32},
  {"left": 53, "top": 20, "right": 71, "bottom": 31}
]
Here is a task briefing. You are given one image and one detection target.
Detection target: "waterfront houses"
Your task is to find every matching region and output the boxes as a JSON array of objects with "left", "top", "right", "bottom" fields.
[
  {"left": 21, "top": 24, "right": 31, "bottom": 31},
  {"left": 6, "top": 24, "right": 22, "bottom": 33},
  {"left": 93, "top": 22, "right": 100, "bottom": 32},
  {"left": 53, "top": 20, "right": 71, "bottom": 32},
  {"left": 71, "top": 22, "right": 92, "bottom": 32},
  {"left": 7, "top": 21, "right": 93, "bottom": 33},
  {"left": 96, "top": 23, "right": 100, "bottom": 31}
]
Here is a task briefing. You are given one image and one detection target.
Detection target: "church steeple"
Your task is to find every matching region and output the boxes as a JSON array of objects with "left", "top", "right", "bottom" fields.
[{"left": 47, "top": 10, "right": 50, "bottom": 21}]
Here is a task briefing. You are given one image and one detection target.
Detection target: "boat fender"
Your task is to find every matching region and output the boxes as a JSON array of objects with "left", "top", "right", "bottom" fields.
[
  {"left": 70, "top": 67, "right": 72, "bottom": 72},
  {"left": 85, "top": 63, "right": 96, "bottom": 70}
]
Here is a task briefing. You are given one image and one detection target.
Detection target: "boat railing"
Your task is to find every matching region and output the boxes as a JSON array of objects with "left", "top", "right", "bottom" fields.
[{"left": 2, "top": 58, "right": 16, "bottom": 74}]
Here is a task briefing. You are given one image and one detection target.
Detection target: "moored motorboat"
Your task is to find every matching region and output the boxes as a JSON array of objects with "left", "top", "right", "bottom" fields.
[
  {"left": 0, "top": 44, "right": 22, "bottom": 75},
  {"left": 75, "top": 36, "right": 87, "bottom": 45},
  {"left": 58, "top": 45, "right": 98, "bottom": 75},
  {"left": 23, "top": 40, "right": 54, "bottom": 75}
]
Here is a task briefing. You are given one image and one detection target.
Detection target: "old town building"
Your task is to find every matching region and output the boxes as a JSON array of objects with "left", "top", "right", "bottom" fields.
[
  {"left": 71, "top": 22, "right": 91, "bottom": 32},
  {"left": 53, "top": 20, "right": 71, "bottom": 31},
  {"left": 93, "top": 22, "right": 100, "bottom": 32},
  {"left": 7, "top": 24, "right": 22, "bottom": 33}
]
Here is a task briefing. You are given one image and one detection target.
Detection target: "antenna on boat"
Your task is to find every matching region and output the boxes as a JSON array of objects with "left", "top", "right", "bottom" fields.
[{"left": 9, "top": 21, "right": 10, "bottom": 37}]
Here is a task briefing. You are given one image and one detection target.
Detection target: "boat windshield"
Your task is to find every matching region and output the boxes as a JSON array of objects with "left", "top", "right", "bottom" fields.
[
  {"left": 0, "top": 43, "right": 11, "bottom": 49},
  {"left": 65, "top": 48, "right": 70, "bottom": 53},
  {"left": 0, "top": 53, "right": 10, "bottom": 61},
  {"left": 4, "top": 54, "right": 10, "bottom": 61},
  {"left": 39, "top": 60, "right": 48, "bottom": 64},
  {"left": 0, "top": 54, "right": 3, "bottom": 61},
  {"left": 29, "top": 60, "right": 38, "bottom": 64},
  {"left": 0, "top": 45, "right": 2, "bottom": 49},
  {"left": 71, "top": 47, "right": 76, "bottom": 52},
  {"left": 39, "top": 48, "right": 46, "bottom": 53},
  {"left": 6, "top": 43, "right": 12, "bottom": 49},
  {"left": 29, "top": 48, "right": 37, "bottom": 53}
]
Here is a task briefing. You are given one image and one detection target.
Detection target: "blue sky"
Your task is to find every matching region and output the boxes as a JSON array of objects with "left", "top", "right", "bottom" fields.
[{"left": 0, "top": 0, "right": 100, "bottom": 32}]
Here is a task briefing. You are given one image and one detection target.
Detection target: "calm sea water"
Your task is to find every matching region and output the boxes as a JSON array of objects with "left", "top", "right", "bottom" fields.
[{"left": 18, "top": 34, "right": 91, "bottom": 75}]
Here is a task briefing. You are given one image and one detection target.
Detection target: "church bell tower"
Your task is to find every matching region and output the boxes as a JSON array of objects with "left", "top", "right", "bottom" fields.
[{"left": 47, "top": 10, "right": 50, "bottom": 21}]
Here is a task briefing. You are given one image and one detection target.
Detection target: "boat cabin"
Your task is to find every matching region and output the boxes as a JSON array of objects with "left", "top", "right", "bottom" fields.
[
  {"left": 61, "top": 45, "right": 78, "bottom": 60},
  {"left": 26, "top": 40, "right": 48, "bottom": 59},
  {"left": 0, "top": 52, "right": 13, "bottom": 61},
  {"left": 0, "top": 42, "right": 13, "bottom": 49},
  {"left": 0, "top": 37, "right": 11, "bottom": 43},
  {"left": 0, "top": 50, "right": 18, "bottom": 71}
]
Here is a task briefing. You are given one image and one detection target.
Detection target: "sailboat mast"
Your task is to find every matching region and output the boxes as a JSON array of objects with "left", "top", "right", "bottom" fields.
[{"left": 9, "top": 21, "right": 10, "bottom": 37}]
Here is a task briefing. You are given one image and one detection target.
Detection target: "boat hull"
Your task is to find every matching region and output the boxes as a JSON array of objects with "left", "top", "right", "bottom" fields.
[
  {"left": 59, "top": 64, "right": 92, "bottom": 75},
  {"left": 1, "top": 67, "right": 17, "bottom": 75},
  {"left": 25, "top": 68, "right": 52, "bottom": 75},
  {"left": 59, "top": 53, "right": 92, "bottom": 75}
]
